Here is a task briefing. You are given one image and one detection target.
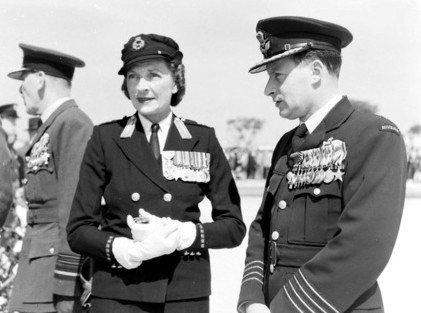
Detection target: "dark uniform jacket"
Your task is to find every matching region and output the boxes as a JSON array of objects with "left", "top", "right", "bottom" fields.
[
  {"left": 238, "top": 97, "right": 407, "bottom": 313},
  {"left": 67, "top": 114, "right": 246, "bottom": 303},
  {"left": 0, "top": 126, "right": 13, "bottom": 227},
  {"left": 9, "top": 100, "right": 93, "bottom": 313}
]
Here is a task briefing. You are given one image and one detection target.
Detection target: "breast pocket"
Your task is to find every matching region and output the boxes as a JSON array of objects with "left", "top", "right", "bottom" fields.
[{"left": 288, "top": 181, "right": 342, "bottom": 246}]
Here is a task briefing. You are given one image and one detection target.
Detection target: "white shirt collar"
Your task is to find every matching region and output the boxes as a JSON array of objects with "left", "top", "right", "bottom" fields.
[
  {"left": 304, "top": 94, "right": 343, "bottom": 134},
  {"left": 41, "top": 97, "right": 72, "bottom": 123},
  {"left": 138, "top": 112, "right": 173, "bottom": 153}
]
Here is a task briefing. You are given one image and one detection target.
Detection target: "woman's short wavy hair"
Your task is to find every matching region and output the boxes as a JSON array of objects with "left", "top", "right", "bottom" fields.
[{"left": 121, "top": 59, "right": 186, "bottom": 107}]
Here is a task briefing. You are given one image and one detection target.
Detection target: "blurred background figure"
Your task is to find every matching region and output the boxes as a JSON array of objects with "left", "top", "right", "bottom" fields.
[{"left": 0, "top": 103, "right": 25, "bottom": 309}]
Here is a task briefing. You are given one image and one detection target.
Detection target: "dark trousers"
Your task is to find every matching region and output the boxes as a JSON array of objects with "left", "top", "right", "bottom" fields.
[{"left": 91, "top": 296, "right": 209, "bottom": 313}]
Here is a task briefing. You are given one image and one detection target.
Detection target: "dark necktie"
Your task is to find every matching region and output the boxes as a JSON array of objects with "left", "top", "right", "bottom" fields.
[
  {"left": 291, "top": 123, "right": 308, "bottom": 152},
  {"left": 150, "top": 123, "right": 160, "bottom": 160}
]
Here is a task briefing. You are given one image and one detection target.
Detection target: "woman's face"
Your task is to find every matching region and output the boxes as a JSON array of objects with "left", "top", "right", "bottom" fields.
[{"left": 126, "top": 59, "right": 178, "bottom": 123}]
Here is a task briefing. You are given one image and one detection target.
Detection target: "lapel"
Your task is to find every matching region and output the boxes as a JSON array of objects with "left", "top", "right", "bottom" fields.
[
  {"left": 303, "top": 96, "right": 355, "bottom": 148},
  {"left": 164, "top": 115, "right": 199, "bottom": 152},
  {"left": 114, "top": 114, "right": 169, "bottom": 191},
  {"left": 26, "top": 100, "right": 77, "bottom": 154}
]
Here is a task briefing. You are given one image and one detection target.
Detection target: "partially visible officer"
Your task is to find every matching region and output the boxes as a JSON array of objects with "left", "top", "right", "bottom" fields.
[
  {"left": 67, "top": 33, "right": 246, "bottom": 313},
  {"left": 0, "top": 103, "right": 25, "bottom": 192},
  {"left": 7, "top": 43, "right": 94, "bottom": 313},
  {"left": 238, "top": 16, "right": 407, "bottom": 313},
  {"left": 0, "top": 120, "right": 13, "bottom": 227}
]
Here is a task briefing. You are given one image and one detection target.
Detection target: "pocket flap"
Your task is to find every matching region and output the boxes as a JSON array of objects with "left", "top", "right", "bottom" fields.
[
  {"left": 29, "top": 237, "right": 57, "bottom": 259},
  {"left": 294, "top": 180, "right": 341, "bottom": 198}
]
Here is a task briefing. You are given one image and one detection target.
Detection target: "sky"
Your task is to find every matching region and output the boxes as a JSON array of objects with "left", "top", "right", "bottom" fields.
[{"left": 1, "top": 0, "right": 420, "bottom": 148}]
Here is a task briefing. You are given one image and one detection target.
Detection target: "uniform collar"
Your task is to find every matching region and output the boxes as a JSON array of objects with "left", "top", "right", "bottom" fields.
[
  {"left": 304, "top": 94, "right": 343, "bottom": 134},
  {"left": 137, "top": 111, "right": 173, "bottom": 153},
  {"left": 41, "top": 96, "right": 72, "bottom": 123}
]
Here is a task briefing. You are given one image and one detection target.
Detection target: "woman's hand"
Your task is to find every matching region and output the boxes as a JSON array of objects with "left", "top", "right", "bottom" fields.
[{"left": 127, "top": 209, "right": 165, "bottom": 242}]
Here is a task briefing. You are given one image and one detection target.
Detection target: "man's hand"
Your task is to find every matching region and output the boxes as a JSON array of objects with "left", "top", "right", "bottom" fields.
[
  {"left": 54, "top": 295, "right": 82, "bottom": 313},
  {"left": 127, "top": 209, "right": 164, "bottom": 242}
]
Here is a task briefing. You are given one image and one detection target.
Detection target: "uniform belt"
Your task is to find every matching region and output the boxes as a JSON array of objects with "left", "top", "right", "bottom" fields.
[
  {"left": 275, "top": 243, "right": 322, "bottom": 267},
  {"left": 27, "top": 208, "right": 59, "bottom": 225}
]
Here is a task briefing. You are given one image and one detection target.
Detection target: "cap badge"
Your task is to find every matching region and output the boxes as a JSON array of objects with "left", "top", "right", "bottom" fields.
[
  {"left": 256, "top": 31, "right": 270, "bottom": 57},
  {"left": 132, "top": 36, "right": 145, "bottom": 50}
]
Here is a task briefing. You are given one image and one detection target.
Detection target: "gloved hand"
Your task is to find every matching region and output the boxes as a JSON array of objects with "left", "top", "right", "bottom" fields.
[
  {"left": 134, "top": 218, "right": 180, "bottom": 261},
  {"left": 127, "top": 209, "right": 165, "bottom": 242},
  {"left": 127, "top": 209, "right": 196, "bottom": 250},
  {"left": 111, "top": 237, "right": 143, "bottom": 270},
  {"left": 244, "top": 303, "right": 271, "bottom": 313}
]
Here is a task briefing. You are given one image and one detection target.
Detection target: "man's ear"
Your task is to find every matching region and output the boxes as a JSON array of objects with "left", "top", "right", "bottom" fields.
[{"left": 311, "top": 60, "right": 324, "bottom": 82}]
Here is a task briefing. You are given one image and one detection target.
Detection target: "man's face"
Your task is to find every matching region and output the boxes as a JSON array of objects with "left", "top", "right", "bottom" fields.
[
  {"left": 20, "top": 71, "right": 42, "bottom": 115},
  {"left": 264, "top": 57, "right": 314, "bottom": 122}
]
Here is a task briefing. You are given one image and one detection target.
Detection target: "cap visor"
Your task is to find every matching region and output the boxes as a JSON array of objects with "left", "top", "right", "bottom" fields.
[
  {"left": 7, "top": 68, "right": 30, "bottom": 80},
  {"left": 249, "top": 45, "right": 312, "bottom": 74}
]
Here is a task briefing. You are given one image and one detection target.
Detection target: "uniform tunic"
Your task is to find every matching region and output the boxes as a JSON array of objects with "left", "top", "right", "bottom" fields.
[
  {"left": 9, "top": 100, "right": 93, "bottom": 312},
  {"left": 67, "top": 114, "right": 246, "bottom": 304},
  {"left": 0, "top": 126, "right": 12, "bottom": 227},
  {"left": 238, "top": 97, "right": 407, "bottom": 313}
]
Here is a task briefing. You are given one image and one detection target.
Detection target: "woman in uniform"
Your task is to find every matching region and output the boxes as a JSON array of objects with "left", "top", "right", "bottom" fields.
[{"left": 67, "top": 33, "right": 246, "bottom": 313}]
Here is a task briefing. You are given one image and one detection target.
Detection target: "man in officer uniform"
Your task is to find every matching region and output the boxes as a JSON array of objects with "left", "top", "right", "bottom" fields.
[
  {"left": 238, "top": 16, "right": 407, "bottom": 313},
  {"left": 7, "top": 43, "right": 93, "bottom": 313}
]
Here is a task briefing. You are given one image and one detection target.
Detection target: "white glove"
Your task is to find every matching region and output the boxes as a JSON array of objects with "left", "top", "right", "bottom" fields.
[
  {"left": 244, "top": 303, "right": 271, "bottom": 313},
  {"left": 133, "top": 218, "right": 180, "bottom": 261},
  {"left": 127, "top": 209, "right": 165, "bottom": 242},
  {"left": 127, "top": 209, "right": 196, "bottom": 250},
  {"left": 111, "top": 237, "right": 143, "bottom": 270},
  {"left": 177, "top": 221, "right": 196, "bottom": 250}
]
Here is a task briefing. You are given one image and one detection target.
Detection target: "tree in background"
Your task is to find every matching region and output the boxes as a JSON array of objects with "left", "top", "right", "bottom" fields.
[
  {"left": 227, "top": 117, "right": 264, "bottom": 148},
  {"left": 226, "top": 117, "right": 265, "bottom": 179}
]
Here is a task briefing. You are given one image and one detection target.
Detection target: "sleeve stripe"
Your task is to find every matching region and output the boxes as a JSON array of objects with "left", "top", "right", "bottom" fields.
[
  {"left": 293, "top": 276, "right": 327, "bottom": 313},
  {"left": 289, "top": 280, "right": 317, "bottom": 313},
  {"left": 284, "top": 285, "right": 305, "bottom": 313},
  {"left": 244, "top": 265, "right": 264, "bottom": 273},
  {"left": 242, "top": 277, "right": 264, "bottom": 285},
  {"left": 298, "top": 270, "right": 339, "bottom": 313},
  {"left": 54, "top": 270, "right": 79, "bottom": 277},
  {"left": 243, "top": 271, "right": 264, "bottom": 279},
  {"left": 244, "top": 260, "right": 265, "bottom": 268}
]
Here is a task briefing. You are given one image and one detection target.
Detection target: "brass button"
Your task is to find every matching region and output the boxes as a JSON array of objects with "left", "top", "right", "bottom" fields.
[
  {"left": 163, "top": 193, "right": 172, "bottom": 202},
  {"left": 131, "top": 192, "right": 141, "bottom": 202},
  {"left": 271, "top": 231, "right": 279, "bottom": 241},
  {"left": 22, "top": 178, "right": 28, "bottom": 185},
  {"left": 313, "top": 188, "right": 321, "bottom": 195},
  {"left": 278, "top": 200, "right": 287, "bottom": 210},
  {"left": 49, "top": 248, "right": 55, "bottom": 254}
]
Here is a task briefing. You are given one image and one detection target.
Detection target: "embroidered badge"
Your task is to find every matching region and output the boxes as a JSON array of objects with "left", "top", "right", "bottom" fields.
[
  {"left": 132, "top": 36, "right": 145, "bottom": 50},
  {"left": 256, "top": 31, "right": 270, "bottom": 57},
  {"left": 287, "top": 138, "right": 347, "bottom": 189},
  {"left": 379, "top": 124, "right": 400, "bottom": 135},
  {"left": 162, "top": 151, "right": 210, "bottom": 183},
  {"left": 174, "top": 117, "right": 192, "bottom": 139},
  {"left": 27, "top": 133, "right": 50, "bottom": 170},
  {"left": 120, "top": 115, "right": 137, "bottom": 138}
]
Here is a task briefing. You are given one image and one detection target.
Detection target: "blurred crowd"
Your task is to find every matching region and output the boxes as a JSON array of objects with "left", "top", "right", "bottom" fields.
[
  {"left": 226, "top": 130, "right": 421, "bottom": 184},
  {"left": 406, "top": 134, "right": 421, "bottom": 183},
  {"left": 224, "top": 146, "right": 273, "bottom": 180},
  {"left": 0, "top": 104, "right": 39, "bottom": 308}
]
